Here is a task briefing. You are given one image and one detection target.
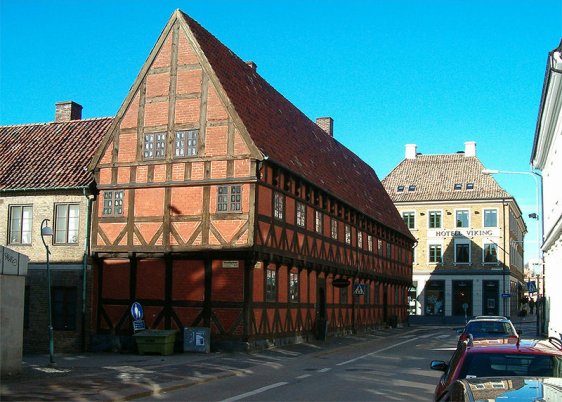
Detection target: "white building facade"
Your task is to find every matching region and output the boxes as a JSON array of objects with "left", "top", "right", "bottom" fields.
[{"left": 531, "top": 41, "right": 562, "bottom": 340}]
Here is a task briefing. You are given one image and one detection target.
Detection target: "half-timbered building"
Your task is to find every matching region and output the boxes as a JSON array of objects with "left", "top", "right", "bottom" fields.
[{"left": 88, "top": 10, "right": 415, "bottom": 350}]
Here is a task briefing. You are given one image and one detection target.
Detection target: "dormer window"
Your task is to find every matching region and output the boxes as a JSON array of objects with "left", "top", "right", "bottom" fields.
[
  {"left": 397, "top": 185, "right": 404, "bottom": 193},
  {"left": 466, "top": 183, "right": 474, "bottom": 190},
  {"left": 408, "top": 184, "right": 416, "bottom": 192},
  {"left": 454, "top": 183, "right": 462, "bottom": 191}
]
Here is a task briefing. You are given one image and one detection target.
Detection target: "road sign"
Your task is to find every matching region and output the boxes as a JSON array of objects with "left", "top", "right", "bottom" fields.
[
  {"left": 131, "top": 302, "right": 144, "bottom": 321},
  {"left": 353, "top": 284, "right": 366, "bottom": 296},
  {"left": 501, "top": 293, "right": 511, "bottom": 298},
  {"left": 527, "top": 281, "right": 537, "bottom": 294}
]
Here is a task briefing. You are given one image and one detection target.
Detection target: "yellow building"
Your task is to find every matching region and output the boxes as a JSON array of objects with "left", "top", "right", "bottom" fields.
[{"left": 383, "top": 142, "right": 527, "bottom": 321}]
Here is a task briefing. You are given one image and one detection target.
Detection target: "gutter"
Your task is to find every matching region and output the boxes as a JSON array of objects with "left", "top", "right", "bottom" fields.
[{"left": 82, "top": 188, "right": 94, "bottom": 352}]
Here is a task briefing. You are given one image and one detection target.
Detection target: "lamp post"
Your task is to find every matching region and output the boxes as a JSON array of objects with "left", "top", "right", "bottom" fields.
[
  {"left": 40, "top": 218, "right": 55, "bottom": 366},
  {"left": 482, "top": 168, "right": 543, "bottom": 336}
]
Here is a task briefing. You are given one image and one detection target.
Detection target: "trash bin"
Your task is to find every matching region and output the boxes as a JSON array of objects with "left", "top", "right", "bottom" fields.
[
  {"left": 184, "top": 327, "right": 210, "bottom": 353},
  {"left": 134, "top": 330, "right": 177, "bottom": 355}
]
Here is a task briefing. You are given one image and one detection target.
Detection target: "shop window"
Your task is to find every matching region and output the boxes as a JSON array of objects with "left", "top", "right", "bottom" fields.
[{"left": 425, "top": 280, "right": 445, "bottom": 316}]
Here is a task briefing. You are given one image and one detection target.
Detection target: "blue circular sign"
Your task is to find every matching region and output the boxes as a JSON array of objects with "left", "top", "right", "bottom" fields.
[{"left": 131, "top": 302, "right": 144, "bottom": 321}]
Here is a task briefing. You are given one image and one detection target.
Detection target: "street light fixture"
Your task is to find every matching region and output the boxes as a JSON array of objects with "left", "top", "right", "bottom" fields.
[
  {"left": 40, "top": 218, "right": 55, "bottom": 366},
  {"left": 482, "top": 168, "right": 544, "bottom": 336}
]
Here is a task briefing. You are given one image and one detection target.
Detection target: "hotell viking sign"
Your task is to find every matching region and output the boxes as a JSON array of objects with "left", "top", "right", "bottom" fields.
[{"left": 427, "top": 228, "right": 500, "bottom": 238}]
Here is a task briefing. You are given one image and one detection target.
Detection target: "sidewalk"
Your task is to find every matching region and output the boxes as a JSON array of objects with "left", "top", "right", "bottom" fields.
[{"left": 0, "top": 326, "right": 414, "bottom": 401}]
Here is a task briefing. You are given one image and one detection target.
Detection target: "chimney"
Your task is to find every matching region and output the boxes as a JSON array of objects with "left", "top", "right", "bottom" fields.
[
  {"left": 405, "top": 144, "right": 417, "bottom": 159},
  {"left": 464, "top": 141, "right": 476, "bottom": 157},
  {"left": 316, "top": 117, "right": 333, "bottom": 137},
  {"left": 55, "top": 101, "right": 83, "bottom": 122},
  {"left": 246, "top": 61, "right": 257, "bottom": 71}
]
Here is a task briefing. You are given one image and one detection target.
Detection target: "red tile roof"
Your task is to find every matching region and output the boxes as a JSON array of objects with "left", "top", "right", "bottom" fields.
[
  {"left": 0, "top": 118, "right": 112, "bottom": 191},
  {"left": 180, "top": 12, "right": 413, "bottom": 240}
]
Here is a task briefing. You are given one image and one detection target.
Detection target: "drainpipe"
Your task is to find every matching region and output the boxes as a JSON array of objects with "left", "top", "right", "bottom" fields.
[{"left": 82, "top": 188, "right": 94, "bottom": 352}]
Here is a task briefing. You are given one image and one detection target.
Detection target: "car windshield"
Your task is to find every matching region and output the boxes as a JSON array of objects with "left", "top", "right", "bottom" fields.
[
  {"left": 459, "top": 353, "right": 562, "bottom": 378},
  {"left": 464, "top": 322, "right": 514, "bottom": 337}
]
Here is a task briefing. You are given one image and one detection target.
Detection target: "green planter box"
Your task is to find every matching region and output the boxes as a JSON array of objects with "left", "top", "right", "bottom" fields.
[{"left": 134, "top": 330, "right": 177, "bottom": 355}]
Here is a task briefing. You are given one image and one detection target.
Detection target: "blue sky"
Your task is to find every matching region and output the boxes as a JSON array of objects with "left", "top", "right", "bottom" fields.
[{"left": 1, "top": 0, "right": 560, "bottom": 264}]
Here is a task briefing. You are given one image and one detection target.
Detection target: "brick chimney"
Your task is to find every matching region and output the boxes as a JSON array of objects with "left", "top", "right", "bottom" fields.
[
  {"left": 55, "top": 101, "right": 82, "bottom": 122},
  {"left": 246, "top": 61, "right": 257, "bottom": 71},
  {"left": 464, "top": 141, "right": 476, "bottom": 157},
  {"left": 405, "top": 144, "right": 417, "bottom": 159},
  {"left": 316, "top": 117, "right": 333, "bottom": 137}
]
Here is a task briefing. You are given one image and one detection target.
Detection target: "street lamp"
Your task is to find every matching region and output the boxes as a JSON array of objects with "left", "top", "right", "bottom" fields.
[
  {"left": 40, "top": 218, "right": 55, "bottom": 366},
  {"left": 482, "top": 168, "right": 544, "bottom": 336}
]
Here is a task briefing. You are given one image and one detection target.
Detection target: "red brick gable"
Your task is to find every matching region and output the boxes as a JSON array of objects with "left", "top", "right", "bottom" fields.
[
  {"left": 0, "top": 118, "right": 112, "bottom": 190},
  {"left": 180, "top": 11, "right": 412, "bottom": 239}
]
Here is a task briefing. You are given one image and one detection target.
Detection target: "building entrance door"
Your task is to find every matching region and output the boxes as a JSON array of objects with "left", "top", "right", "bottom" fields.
[
  {"left": 483, "top": 280, "right": 499, "bottom": 316},
  {"left": 453, "top": 280, "right": 473, "bottom": 316}
]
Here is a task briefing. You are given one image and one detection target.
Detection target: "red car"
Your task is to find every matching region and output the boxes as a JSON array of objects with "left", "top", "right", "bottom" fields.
[{"left": 430, "top": 337, "right": 562, "bottom": 401}]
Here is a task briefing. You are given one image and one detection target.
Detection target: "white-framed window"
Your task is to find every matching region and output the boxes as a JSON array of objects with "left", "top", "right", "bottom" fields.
[
  {"left": 367, "top": 235, "right": 373, "bottom": 252},
  {"left": 377, "top": 239, "right": 383, "bottom": 255},
  {"left": 315, "top": 210, "right": 323, "bottom": 234},
  {"left": 483, "top": 208, "right": 498, "bottom": 228},
  {"left": 345, "top": 225, "right": 351, "bottom": 244},
  {"left": 174, "top": 129, "right": 198, "bottom": 157},
  {"left": 483, "top": 242, "right": 498, "bottom": 264},
  {"left": 296, "top": 201, "right": 306, "bottom": 227},
  {"left": 143, "top": 132, "right": 166, "bottom": 160},
  {"left": 266, "top": 269, "right": 277, "bottom": 301},
  {"left": 402, "top": 211, "right": 415, "bottom": 229},
  {"left": 289, "top": 271, "right": 299, "bottom": 302},
  {"left": 103, "top": 191, "right": 124, "bottom": 217},
  {"left": 357, "top": 231, "right": 363, "bottom": 249},
  {"left": 428, "top": 210, "right": 442, "bottom": 229},
  {"left": 274, "top": 192, "right": 284, "bottom": 220},
  {"left": 217, "top": 185, "right": 242, "bottom": 212},
  {"left": 429, "top": 243, "right": 442, "bottom": 263},
  {"left": 456, "top": 209, "right": 470, "bottom": 228},
  {"left": 455, "top": 240, "right": 470, "bottom": 264},
  {"left": 9, "top": 205, "right": 33, "bottom": 245},
  {"left": 331, "top": 218, "right": 338, "bottom": 240},
  {"left": 55, "top": 204, "right": 80, "bottom": 244}
]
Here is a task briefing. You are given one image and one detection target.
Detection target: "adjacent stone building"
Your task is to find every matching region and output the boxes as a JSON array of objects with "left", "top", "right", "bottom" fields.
[
  {"left": 383, "top": 142, "right": 527, "bottom": 322},
  {"left": 0, "top": 103, "right": 111, "bottom": 353}
]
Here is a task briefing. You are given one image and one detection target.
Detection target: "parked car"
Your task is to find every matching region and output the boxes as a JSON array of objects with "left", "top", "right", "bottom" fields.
[
  {"left": 457, "top": 316, "right": 519, "bottom": 346},
  {"left": 430, "top": 337, "right": 562, "bottom": 401},
  {"left": 437, "top": 376, "right": 562, "bottom": 402}
]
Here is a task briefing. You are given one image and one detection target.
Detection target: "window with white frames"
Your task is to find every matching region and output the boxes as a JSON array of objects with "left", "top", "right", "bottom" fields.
[
  {"left": 483, "top": 242, "right": 498, "bottom": 263},
  {"left": 368, "top": 235, "right": 373, "bottom": 252},
  {"left": 456, "top": 209, "right": 469, "bottom": 228},
  {"left": 315, "top": 210, "right": 323, "bottom": 234},
  {"left": 174, "top": 129, "right": 198, "bottom": 157},
  {"left": 274, "top": 192, "right": 284, "bottom": 220},
  {"left": 402, "top": 211, "right": 415, "bottom": 229},
  {"left": 55, "top": 204, "right": 79, "bottom": 244},
  {"left": 9, "top": 205, "right": 32, "bottom": 245},
  {"left": 143, "top": 132, "right": 166, "bottom": 159},
  {"left": 429, "top": 211, "right": 442, "bottom": 229},
  {"left": 266, "top": 269, "right": 276, "bottom": 301},
  {"left": 455, "top": 240, "right": 470, "bottom": 264},
  {"left": 378, "top": 239, "right": 383, "bottom": 255},
  {"left": 357, "top": 231, "right": 363, "bottom": 249},
  {"left": 289, "top": 271, "right": 299, "bottom": 302},
  {"left": 331, "top": 218, "right": 338, "bottom": 240},
  {"left": 296, "top": 202, "right": 306, "bottom": 227},
  {"left": 429, "top": 244, "right": 442, "bottom": 263},
  {"left": 483, "top": 209, "right": 498, "bottom": 227},
  {"left": 103, "top": 191, "right": 124, "bottom": 216},
  {"left": 345, "top": 225, "right": 351, "bottom": 244}
]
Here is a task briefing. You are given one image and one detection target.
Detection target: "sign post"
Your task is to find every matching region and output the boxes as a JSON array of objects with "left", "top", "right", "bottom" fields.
[{"left": 131, "top": 302, "right": 145, "bottom": 332}]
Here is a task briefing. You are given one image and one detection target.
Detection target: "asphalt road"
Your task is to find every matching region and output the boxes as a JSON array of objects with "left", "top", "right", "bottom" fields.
[{"left": 142, "top": 326, "right": 457, "bottom": 401}]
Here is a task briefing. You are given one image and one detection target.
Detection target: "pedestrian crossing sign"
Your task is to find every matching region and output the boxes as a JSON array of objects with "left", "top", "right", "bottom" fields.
[
  {"left": 353, "top": 284, "right": 366, "bottom": 296},
  {"left": 527, "top": 281, "right": 537, "bottom": 294}
]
